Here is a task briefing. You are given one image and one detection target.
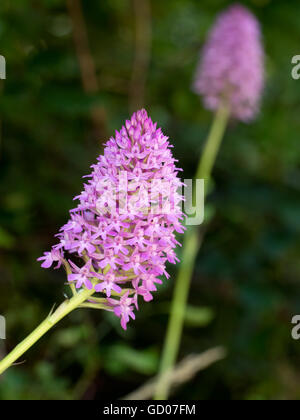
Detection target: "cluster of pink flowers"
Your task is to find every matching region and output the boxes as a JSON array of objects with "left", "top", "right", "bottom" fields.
[
  {"left": 38, "top": 109, "right": 185, "bottom": 329},
  {"left": 193, "top": 4, "right": 264, "bottom": 121}
]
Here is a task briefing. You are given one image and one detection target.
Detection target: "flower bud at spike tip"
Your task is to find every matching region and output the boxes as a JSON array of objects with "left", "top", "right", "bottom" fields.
[
  {"left": 38, "top": 109, "right": 185, "bottom": 330},
  {"left": 193, "top": 4, "right": 264, "bottom": 122}
]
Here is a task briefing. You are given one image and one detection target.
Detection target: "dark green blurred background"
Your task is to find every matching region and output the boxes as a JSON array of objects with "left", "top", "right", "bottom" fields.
[{"left": 1, "top": 0, "right": 300, "bottom": 400}]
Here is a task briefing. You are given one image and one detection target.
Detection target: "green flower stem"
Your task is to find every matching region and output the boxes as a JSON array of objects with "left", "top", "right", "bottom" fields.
[
  {"left": 195, "top": 104, "right": 230, "bottom": 181},
  {"left": 0, "top": 286, "right": 96, "bottom": 376},
  {"left": 79, "top": 302, "right": 111, "bottom": 310},
  {"left": 154, "top": 227, "right": 200, "bottom": 400},
  {"left": 154, "top": 103, "right": 230, "bottom": 400}
]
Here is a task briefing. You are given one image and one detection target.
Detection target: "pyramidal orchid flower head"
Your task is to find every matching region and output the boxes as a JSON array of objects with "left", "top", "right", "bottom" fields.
[
  {"left": 193, "top": 4, "right": 264, "bottom": 122},
  {"left": 38, "top": 109, "right": 185, "bottom": 330}
]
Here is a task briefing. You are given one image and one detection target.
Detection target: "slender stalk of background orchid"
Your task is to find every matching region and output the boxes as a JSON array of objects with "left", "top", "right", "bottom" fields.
[
  {"left": 195, "top": 104, "right": 230, "bottom": 181},
  {"left": 155, "top": 4, "right": 264, "bottom": 400},
  {"left": 154, "top": 104, "right": 229, "bottom": 400},
  {"left": 0, "top": 109, "right": 184, "bottom": 375}
]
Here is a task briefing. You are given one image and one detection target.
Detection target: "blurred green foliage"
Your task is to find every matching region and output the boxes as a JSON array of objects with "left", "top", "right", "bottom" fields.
[{"left": 1, "top": 0, "right": 300, "bottom": 400}]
